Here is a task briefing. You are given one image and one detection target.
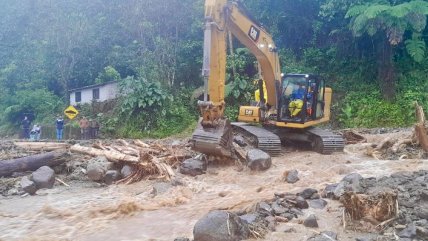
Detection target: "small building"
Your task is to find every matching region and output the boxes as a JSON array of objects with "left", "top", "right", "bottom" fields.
[{"left": 69, "top": 81, "right": 119, "bottom": 105}]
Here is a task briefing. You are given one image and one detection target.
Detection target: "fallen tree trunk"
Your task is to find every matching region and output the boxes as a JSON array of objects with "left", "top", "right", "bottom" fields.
[
  {"left": 70, "top": 144, "right": 141, "bottom": 163},
  {"left": 415, "top": 124, "right": 428, "bottom": 152},
  {"left": 414, "top": 102, "right": 428, "bottom": 151},
  {"left": 0, "top": 151, "right": 67, "bottom": 177},
  {"left": 14, "top": 142, "right": 70, "bottom": 151}
]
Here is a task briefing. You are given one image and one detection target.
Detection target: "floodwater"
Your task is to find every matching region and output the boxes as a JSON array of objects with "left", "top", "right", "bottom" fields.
[{"left": 1, "top": 132, "right": 427, "bottom": 241}]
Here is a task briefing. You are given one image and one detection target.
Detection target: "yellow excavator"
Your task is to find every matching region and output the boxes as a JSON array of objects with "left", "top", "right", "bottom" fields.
[{"left": 191, "top": 0, "right": 344, "bottom": 157}]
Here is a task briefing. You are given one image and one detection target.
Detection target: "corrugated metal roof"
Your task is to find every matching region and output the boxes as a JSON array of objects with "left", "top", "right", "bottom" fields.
[{"left": 69, "top": 81, "right": 118, "bottom": 92}]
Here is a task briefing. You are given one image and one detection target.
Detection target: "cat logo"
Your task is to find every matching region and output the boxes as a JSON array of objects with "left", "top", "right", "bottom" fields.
[
  {"left": 248, "top": 25, "right": 260, "bottom": 42},
  {"left": 64, "top": 105, "right": 79, "bottom": 120},
  {"left": 245, "top": 109, "right": 254, "bottom": 116}
]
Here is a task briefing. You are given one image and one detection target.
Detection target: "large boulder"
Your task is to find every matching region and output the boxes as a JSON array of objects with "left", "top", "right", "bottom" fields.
[
  {"left": 233, "top": 135, "right": 246, "bottom": 147},
  {"left": 307, "top": 231, "right": 337, "bottom": 241},
  {"left": 299, "top": 188, "right": 318, "bottom": 199},
  {"left": 151, "top": 182, "right": 172, "bottom": 196},
  {"left": 398, "top": 223, "right": 417, "bottom": 239},
  {"left": 87, "top": 156, "right": 113, "bottom": 181},
  {"left": 20, "top": 176, "right": 37, "bottom": 195},
  {"left": 104, "top": 170, "right": 121, "bottom": 185},
  {"left": 31, "top": 166, "right": 55, "bottom": 189},
  {"left": 239, "top": 213, "right": 258, "bottom": 225},
  {"left": 321, "top": 183, "right": 338, "bottom": 199},
  {"left": 180, "top": 156, "right": 207, "bottom": 177},
  {"left": 296, "top": 196, "right": 309, "bottom": 209},
  {"left": 309, "top": 199, "right": 328, "bottom": 209},
  {"left": 332, "top": 173, "right": 363, "bottom": 199},
  {"left": 121, "top": 165, "right": 134, "bottom": 178},
  {"left": 193, "top": 210, "right": 250, "bottom": 241},
  {"left": 246, "top": 149, "right": 271, "bottom": 171},
  {"left": 303, "top": 214, "right": 318, "bottom": 228},
  {"left": 284, "top": 170, "right": 300, "bottom": 184},
  {"left": 174, "top": 238, "right": 190, "bottom": 241},
  {"left": 256, "top": 201, "right": 273, "bottom": 216}
]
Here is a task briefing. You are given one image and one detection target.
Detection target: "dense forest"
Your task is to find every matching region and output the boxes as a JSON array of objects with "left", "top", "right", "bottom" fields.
[{"left": 1, "top": 0, "right": 428, "bottom": 138}]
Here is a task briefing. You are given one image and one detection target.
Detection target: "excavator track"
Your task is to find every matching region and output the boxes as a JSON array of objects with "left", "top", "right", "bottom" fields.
[
  {"left": 306, "top": 127, "right": 345, "bottom": 154},
  {"left": 232, "top": 122, "right": 282, "bottom": 156}
]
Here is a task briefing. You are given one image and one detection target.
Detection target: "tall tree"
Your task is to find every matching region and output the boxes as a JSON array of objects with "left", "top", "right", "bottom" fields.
[{"left": 346, "top": 0, "right": 428, "bottom": 99}]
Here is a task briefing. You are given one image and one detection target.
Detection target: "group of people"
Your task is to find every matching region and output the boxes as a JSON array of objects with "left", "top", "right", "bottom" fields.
[
  {"left": 21, "top": 115, "right": 100, "bottom": 141},
  {"left": 21, "top": 116, "right": 42, "bottom": 141},
  {"left": 78, "top": 116, "right": 100, "bottom": 140}
]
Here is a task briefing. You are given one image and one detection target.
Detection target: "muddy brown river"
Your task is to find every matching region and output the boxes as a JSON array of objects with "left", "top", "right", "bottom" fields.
[{"left": 1, "top": 132, "right": 427, "bottom": 241}]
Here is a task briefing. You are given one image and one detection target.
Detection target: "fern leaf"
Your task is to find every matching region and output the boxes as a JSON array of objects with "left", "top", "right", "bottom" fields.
[
  {"left": 389, "top": 3, "right": 411, "bottom": 18},
  {"left": 365, "top": 4, "right": 390, "bottom": 19},
  {"left": 346, "top": 5, "right": 368, "bottom": 18},
  {"left": 405, "top": 38, "right": 426, "bottom": 62},
  {"left": 409, "top": 0, "right": 428, "bottom": 15},
  {"left": 366, "top": 23, "right": 377, "bottom": 36},
  {"left": 351, "top": 14, "right": 369, "bottom": 36}
]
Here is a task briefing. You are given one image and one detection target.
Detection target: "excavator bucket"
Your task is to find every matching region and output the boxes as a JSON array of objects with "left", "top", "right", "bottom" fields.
[{"left": 191, "top": 118, "right": 234, "bottom": 158}]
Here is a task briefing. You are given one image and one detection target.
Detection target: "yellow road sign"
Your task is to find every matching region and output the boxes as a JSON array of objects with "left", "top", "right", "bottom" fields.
[{"left": 64, "top": 105, "right": 79, "bottom": 120}]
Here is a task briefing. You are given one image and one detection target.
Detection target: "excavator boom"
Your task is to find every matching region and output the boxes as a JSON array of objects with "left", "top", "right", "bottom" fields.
[{"left": 191, "top": 0, "right": 282, "bottom": 157}]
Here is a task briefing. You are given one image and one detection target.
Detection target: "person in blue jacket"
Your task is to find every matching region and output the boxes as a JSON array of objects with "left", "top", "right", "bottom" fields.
[
  {"left": 56, "top": 116, "right": 64, "bottom": 140},
  {"left": 288, "top": 84, "right": 306, "bottom": 117}
]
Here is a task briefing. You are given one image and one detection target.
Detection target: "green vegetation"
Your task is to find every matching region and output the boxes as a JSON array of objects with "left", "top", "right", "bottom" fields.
[{"left": 1, "top": 0, "right": 428, "bottom": 138}]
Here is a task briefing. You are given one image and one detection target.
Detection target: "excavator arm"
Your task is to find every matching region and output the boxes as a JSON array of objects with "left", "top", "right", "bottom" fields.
[
  {"left": 192, "top": 0, "right": 281, "bottom": 157},
  {"left": 201, "top": 0, "right": 281, "bottom": 117}
]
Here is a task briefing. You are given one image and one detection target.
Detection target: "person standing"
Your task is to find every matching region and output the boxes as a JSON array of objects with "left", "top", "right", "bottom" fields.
[
  {"left": 79, "top": 116, "right": 89, "bottom": 139},
  {"left": 34, "top": 124, "right": 41, "bottom": 141},
  {"left": 56, "top": 116, "right": 64, "bottom": 140},
  {"left": 21, "top": 116, "right": 31, "bottom": 139},
  {"left": 30, "top": 124, "right": 41, "bottom": 141}
]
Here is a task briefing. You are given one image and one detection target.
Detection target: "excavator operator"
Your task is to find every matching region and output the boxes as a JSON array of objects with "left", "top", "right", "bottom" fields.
[{"left": 289, "top": 84, "right": 306, "bottom": 118}]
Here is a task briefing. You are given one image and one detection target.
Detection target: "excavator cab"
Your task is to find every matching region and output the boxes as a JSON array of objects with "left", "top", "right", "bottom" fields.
[{"left": 279, "top": 74, "right": 325, "bottom": 123}]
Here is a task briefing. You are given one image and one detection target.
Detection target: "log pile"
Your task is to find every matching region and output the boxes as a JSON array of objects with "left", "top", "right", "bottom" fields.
[
  {"left": 70, "top": 139, "right": 192, "bottom": 184},
  {"left": 366, "top": 102, "right": 428, "bottom": 159}
]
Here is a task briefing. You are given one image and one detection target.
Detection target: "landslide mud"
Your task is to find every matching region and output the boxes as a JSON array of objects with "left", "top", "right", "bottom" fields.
[{"left": 1, "top": 130, "right": 427, "bottom": 240}]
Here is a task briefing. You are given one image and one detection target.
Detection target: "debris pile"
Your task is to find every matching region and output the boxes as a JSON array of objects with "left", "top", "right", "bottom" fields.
[
  {"left": 364, "top": 103, "right": 428, "bottom": 159},
  {"left": 187, "top": 188, "right": 329, "bottom": 240},
  {"left": 0, "top": 139, "right": 194, "bottom": 195},
  {"left": 70, "top": 139, "right": 193, "bottom": 184},
  {"left": 324, "top": 171, "right": 428, "bottom": 240}
]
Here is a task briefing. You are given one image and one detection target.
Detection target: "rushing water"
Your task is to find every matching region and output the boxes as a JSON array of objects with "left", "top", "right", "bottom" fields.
[{"left": 1, "top": 143, "right": 427, "bottom": 241}]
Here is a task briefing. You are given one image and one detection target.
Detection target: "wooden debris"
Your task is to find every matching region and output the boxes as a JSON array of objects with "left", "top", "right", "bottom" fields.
[
  {"left": 14, "top": 142, "right": 70, "bottom": 151},
  {"left": 70, "top": 140, "right": 193, "bottom": 184},
  {"left": 70, "top": 144, "right": 141, "bottom": 163},
  {"left": 340, "top": 191, "right": 398, "bottom": 231},
  {"left": 55, "top": 177, "right": 70, "bottom": 187},
  {"left": 134, "top": 140, "right": 150, "bottom": 148},
  {"left": 391, "top": 139, "right": 413, "bottom": 153},
  {"left": 341, "top": 130, "right": 367, "bottom": 144},
  {"left": 0, "top": 151, "right": 67, "bottom": 177}
]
